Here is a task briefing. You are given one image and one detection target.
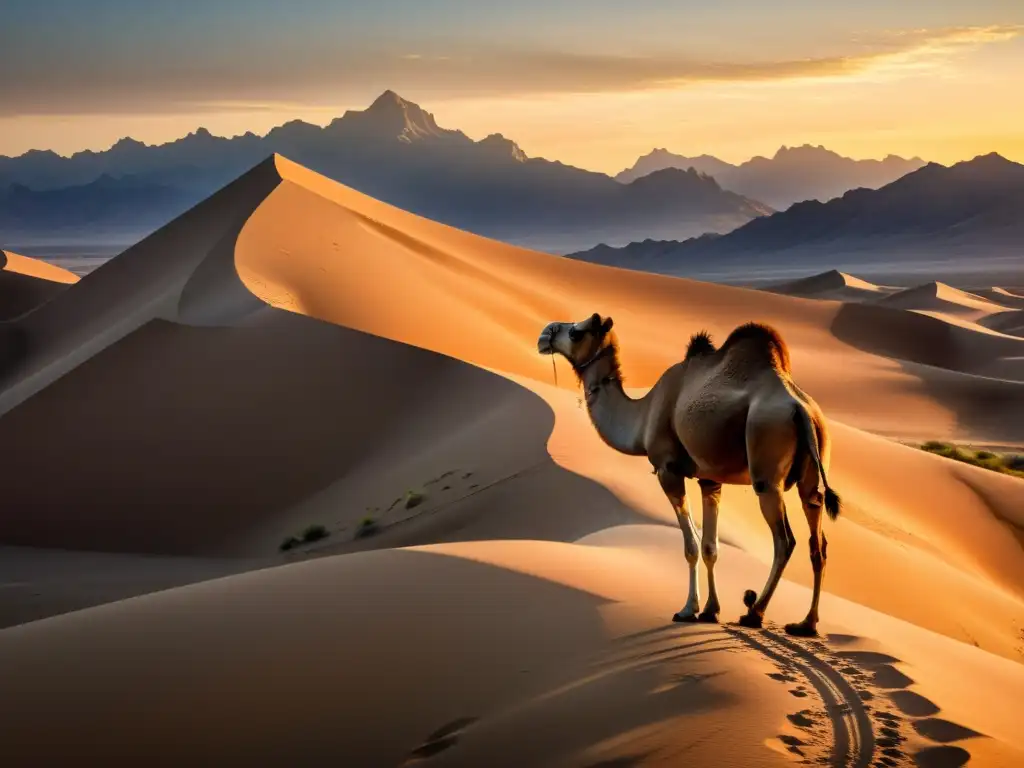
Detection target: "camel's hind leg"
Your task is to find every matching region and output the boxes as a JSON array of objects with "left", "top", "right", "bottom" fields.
[
  {"left": 785, "top": 466, "right": 828, "bottom": 637},
  {"left": 697, "top": 479, "right": 722, "bottom": 623},
  {"left": 739, "top": 414, "right": 798, "bottom": 629},
  {"left": 657, "top": 467, "right": 701, "bottom": 622},
  {"left": 738, "top": 483, "right": 795, "bottom": 628}
]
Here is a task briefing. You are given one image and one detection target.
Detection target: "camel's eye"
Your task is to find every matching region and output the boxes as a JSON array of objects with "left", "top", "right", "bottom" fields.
[{"left": 568, "top": 327, "right": 583, "bottom": 342}]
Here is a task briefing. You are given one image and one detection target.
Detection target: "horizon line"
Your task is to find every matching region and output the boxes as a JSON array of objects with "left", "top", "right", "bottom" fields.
[{"left": 0, "top": 88, "right": 949, "bottom": 172}]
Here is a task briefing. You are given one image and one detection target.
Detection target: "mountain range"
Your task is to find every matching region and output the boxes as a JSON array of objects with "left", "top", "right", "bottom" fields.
[
  {"left": 0, "top": 91, "right": 770, "bottom": 253},
  {"left": 615, "top": 146, "right": 926, "bottom": 209},
  {"left": 571, "top": 153, "right": 1024, "bottom": 277}
]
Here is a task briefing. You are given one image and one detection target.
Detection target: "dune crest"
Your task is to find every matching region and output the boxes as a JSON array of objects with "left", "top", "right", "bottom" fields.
[
  {"left": 0, "top": 249, "right": 79, "bottom": 321},
  {"left": 770, "top": 269, "right": 895, "bottom": 302},
  {"left": 1, "top": 250, "right": 78, "bottom": 285},
  {"left": 877, "top": 280, "right": 1007, "bottom": 317},
  {"left": 990, "top": 286, "right": 1024, "bottom": 304}
]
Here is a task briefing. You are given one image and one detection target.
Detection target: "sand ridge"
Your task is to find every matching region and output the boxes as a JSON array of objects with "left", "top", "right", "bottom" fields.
[
  {"left": 876, "top": 280, "right": 1009, "bottom": 320},
  {"left": 0, "top": 155, "right": 1022, "bottom": 766},
  {"left": 971, "top": 286, "right": 1024, "bottom": 308},
  {"left": 0, "top": 249, "right": 79, "bottom": 321},
  {"left": 1, "top": 250, "right": 78, "bottom": 285},
  {"left": 762, "top": 269, "right": 1024, "bottom": 359},
  {"left": 769, "top": 269, "right": 897, "bottom": 302}
]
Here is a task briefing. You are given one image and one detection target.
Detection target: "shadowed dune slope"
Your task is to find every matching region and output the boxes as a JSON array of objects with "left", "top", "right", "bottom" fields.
[
  {"left": 0, "top": 313, "right": 617, "bottom": 555},
  {"left": 1, "top": 155, "right": 1023, "bottom": 766},
  {"left": 0, "top": 249, "right": 78, "bottom": 320},
  {"left": 979, "top": 308, "right": 1024, "bottom": 337}
]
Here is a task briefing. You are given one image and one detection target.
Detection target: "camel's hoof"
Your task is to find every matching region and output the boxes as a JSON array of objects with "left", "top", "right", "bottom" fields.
[
  {"left": 784, "top": 621, "right": 818, "bottom": 638},
  {"left": 742, "top": 589, "right": 757, "bottom": 608},
  {"left": 697, "top": 610, "right": 720, "bottom": 624},
  {"left": 738, "top": 612, "right": 764, "bottom": 629},
  {"left": 672, "top": 610, "right": 699, "bottom": 623}
]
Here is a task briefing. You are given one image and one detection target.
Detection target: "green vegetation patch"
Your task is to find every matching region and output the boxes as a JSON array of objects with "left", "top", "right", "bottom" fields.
[
  {"left": 280, "top": 523, "right": 330, "bottom": 552},
  {"left": 356, "top": 516, "right": 379, "bottom": 539},
  {"left": 919, "top": 441, "right": 1024, "bottom": 479}
]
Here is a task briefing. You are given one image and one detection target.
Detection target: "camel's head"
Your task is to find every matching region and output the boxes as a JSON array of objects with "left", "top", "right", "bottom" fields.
[{"left": 537, "top": 313, "right": 615, "bottom": 370}]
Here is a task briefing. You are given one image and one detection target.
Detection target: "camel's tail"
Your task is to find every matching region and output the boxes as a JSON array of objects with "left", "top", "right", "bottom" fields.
[{"left": 792, "top": 402, "right": 842, "bottom": 521}]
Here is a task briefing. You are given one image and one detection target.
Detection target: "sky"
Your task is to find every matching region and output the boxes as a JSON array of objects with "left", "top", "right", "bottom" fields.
[{"left": 1, "top": 0, "right": 1023, "bottom": 173}]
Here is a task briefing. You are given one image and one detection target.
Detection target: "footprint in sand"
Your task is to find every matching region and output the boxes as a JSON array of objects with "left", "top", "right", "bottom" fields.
[
  {"left": 787, "top": 710, "right": 817, "bottom": 729},
  {"left": 730, "top": 624, "right": 988, "bottom": 767},
  {"left": 402, "top": 716, "right": 479, "bottom": 764},
  {"left": 731, "top": 625, "right": 881, "bottom": 767},
  {"left": 778, "top": 733, "right": 806, "bottom": 757}
]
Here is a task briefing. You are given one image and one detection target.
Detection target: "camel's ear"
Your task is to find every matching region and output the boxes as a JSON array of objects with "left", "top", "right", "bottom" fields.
[
  {"left": 589, "top": 312, "right": 601, "bottom": 328},
  {"left": 601, "top": 316, "right": 614, "bottom": 334}
]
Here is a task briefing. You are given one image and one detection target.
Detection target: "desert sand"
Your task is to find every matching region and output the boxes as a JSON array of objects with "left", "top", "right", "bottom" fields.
[
  {"left": 769, "top": 269, "right": 897, "bottom": 303},
  {"left": 877, "top": 281, "right": 1010, "bottom": 325},
  {"left": 0, "top": 248, "right": 78, "bottom": 321},
  {"left": 0, "top": 156, "right": 1022, "bottom": 766}
]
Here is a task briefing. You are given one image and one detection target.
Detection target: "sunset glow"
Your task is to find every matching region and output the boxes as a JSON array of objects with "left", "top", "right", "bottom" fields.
[{"left": 2, "top": 2, "right": 1023, "bottom": 171}]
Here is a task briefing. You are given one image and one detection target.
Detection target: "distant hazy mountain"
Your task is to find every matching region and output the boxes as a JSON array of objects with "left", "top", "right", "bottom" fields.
[
  {"left": 615, "top": 145, "right": 926, "bottom": 209},
  {"left": 572, "top": 154, "right": 1024, "bottom": 274},
  {"left": 0, "top": 175, "right": 197, "bottom": 242},
  {"left": 616, "top": 149, "right": 736, "bottom": 184},
  {"left": 0, "top": 91, "right": 770, "bottom": 253}
]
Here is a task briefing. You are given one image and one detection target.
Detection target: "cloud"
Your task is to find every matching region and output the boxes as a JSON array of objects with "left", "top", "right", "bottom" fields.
[
  {"left": 0, "top": 25, "right": 1019, "bottom": 117},
  {"left": 842, "top": 24, "right": 1023, "bottom": 77}
]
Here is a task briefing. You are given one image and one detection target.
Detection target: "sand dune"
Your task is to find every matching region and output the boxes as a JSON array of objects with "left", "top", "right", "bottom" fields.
[
  {"left": 973, "top": 286, "right": 1024, "bottom": 308},
  {"left": 978, "top": 308, "right": 1024, "bottom": 337},
  {"left": 769, "top": 269, "right": 896, "bottom": 302},
  {"left": 0, "top": 156, "right": 1022, "bottom": 766},
  {"left": 0, "top": 249, "right": 78, "bottom": 321},
  {"left": 764, "top": 269, "right": 1024, "bottom": 351},
  {"left": 872, "top": 281, "right": 1024, "bottom": 348},
  {"left": 876, "top": 280, "right": 1009, "bottom": 320},
  {"left": 4, "top": 529, "right": 1023, "bottom": 766}
]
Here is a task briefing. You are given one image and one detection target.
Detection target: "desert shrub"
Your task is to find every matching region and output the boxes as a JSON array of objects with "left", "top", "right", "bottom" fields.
[
  {"left": 279, "top": 535, "right": 301, "bottom": 552},
  {"left": 919, "top": 442, "right": 1024, "bottom": 479},
  {"left": 405, "top": 490, "right": 426, "bottom": 509},
  {"left": 302, "top": 524, "right": 329, "bottom": 543},
  {"left": 356, "top": 517, "right": 379, "bottom": 539}
]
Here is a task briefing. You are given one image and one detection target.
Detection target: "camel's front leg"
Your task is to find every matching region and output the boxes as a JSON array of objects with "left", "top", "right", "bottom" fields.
[
  {"left": 697, "top": 479, "right": 722, "bottom": 622},
  {"left": 658, "top": 468, "right": 700, "bottom": 622}
]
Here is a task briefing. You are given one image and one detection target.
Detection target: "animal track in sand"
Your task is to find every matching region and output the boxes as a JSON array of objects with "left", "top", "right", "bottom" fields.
[
  {"left": 731, "top": 623, "right": 893, "bottom": 767},
  {"left": 402, "top": 716, "right": 479, "bottom": 764},
  {"left": 732, "top": 624, "right": 987, "bottom": 767}
]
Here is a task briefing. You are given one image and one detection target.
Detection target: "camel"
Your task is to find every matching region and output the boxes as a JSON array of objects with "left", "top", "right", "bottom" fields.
[{"left": 537, "top": 313, "right": 841, "bottom": 636}]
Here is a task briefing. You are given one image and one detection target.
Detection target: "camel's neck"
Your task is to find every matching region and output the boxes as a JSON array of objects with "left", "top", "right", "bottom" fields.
[{"left": 578, "top": 348, "right": 648, "bottom": 457}]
